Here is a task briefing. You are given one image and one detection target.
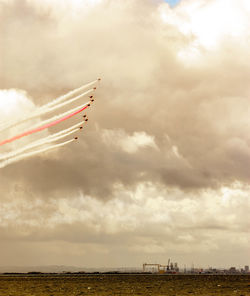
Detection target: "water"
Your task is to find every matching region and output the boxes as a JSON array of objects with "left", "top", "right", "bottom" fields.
[{"left": 0, "top": 274, "right": 249, "bottom": 295}]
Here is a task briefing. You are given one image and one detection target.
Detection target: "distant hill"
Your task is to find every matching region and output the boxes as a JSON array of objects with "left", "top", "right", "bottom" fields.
[{"left": 0, "top": 265, "right": 141, "bottom": 273}]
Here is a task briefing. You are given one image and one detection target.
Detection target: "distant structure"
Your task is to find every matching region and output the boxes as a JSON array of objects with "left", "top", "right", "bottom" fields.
[
  {"left": 229, "top": 267, "right": 237, "bottom": 273},
  {"left": 142, "top": 262, "right": 249, "bottom": 275},
  {"left": 143, "top": 259, "right": 179, "bottom": 274}
]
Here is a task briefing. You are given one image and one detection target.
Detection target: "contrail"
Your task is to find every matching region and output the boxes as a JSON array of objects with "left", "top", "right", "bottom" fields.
[
  {"left": 0, "top": 138, "right": 75, "bottom": 169},
  {"left": 0, "top": 88, "right": 94, "bottom": 133},
  {"left": 0, "top": 101, "right": 92, "bottom": 146},
  {"left": 0, "top": 121, "right": 85, "bottom": 161}
]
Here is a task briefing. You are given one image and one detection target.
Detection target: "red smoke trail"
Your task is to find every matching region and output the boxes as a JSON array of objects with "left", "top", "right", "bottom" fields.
[{"left": 0, "top": 104, "right": 90, "bottom": 146}]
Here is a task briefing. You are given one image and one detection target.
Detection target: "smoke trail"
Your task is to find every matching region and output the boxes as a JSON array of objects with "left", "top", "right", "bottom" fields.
[
  {"left": 0, "top": 101, "right": 92, "bottom": 146},
  {"left": 26, "top": 100, "right": 91, "bottom": 134},
  {"left": 0, "top": 139, "right": 75, "bottom": 169},
  {"left": 0, "top": 88, "right": 93, "bottom": 133},
  {"left": 5, "top": 127, "right": 79, "bottom": 160},
  {"left": 27, "top": 100, "right": 92, "bottom": 132},
  {"left": 43, "top": 79, "right": 97, "bottom": 109},
  {"left": 0, "top": 80, "right": 97, "bottom": 127},
  {"left": 37, "top": 120, "right": 85, "bottom": 142},
  {"left": 42, "top": 89, "right": 93, "bottom": 114},
  {"left": 0, "top": 121, "right": 85, "bottom": 161}
]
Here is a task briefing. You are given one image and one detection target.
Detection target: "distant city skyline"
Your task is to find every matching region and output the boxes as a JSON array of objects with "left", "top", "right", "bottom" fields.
[{"left": 0, "top": 263, "right": 249, "bottom": 274}]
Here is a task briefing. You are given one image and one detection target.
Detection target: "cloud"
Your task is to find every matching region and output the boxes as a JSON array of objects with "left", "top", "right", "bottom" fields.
[
  {"left": 0, "top": 182, "right": 249, "bottom": 267},
  {"left": 0, "top": 89, "right": 34, "bottom": 120},
  {"left": 101, "top": 129, "right": 158, "bottom": 153},
  {"left": 0, "top": 0, "right": 250, "bottom": 267},
  {"left": 0, "top": 89, "right": 48, "bottom": 152}
]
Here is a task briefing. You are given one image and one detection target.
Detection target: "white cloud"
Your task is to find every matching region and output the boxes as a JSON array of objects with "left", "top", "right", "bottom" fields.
[
  {"left": 0, "top": 89, "right": 38, "bottom": 152},
  {"left": 0, "top": 89, "right": 34, "bottom": 123},
  {"left": 101, "top": 129, "right": 158, "bottom": 153},
  {"left": 0, "top": 89, "right": 56, "bottom": 158},
  {"left": 159, "top": 0, "right": 250, "bottom": 64},
  {"left": 1, "top": 181, "right": 249, "bottom": 238},
  {"left": 25, "top": 0, "right": 102, "bottom": 19},
  {"left": 0, "top": 181, "right": 249, "bottom": 266}
]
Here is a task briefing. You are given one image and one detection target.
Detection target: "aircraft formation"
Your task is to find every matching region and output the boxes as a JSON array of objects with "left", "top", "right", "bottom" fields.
[{"left": 0, "top": 78, "right": 101, "bottom": 168}]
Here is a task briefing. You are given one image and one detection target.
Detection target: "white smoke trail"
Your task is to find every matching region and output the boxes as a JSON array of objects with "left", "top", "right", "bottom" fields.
[
  {"left": 42, "top": 79, "right": 97, "bottom": 109},
  {"left": 0, "top": 138, "right": 75, "bottom": 169},
  {"left": 0, "top": 99, "right": 92, "bottom": 147},
  {"left": 0, "top": 121, "right": 85, "bottom": 161},
  {"left": 0, "top": 88, "right": 93, "bottom": 133},
  {"left": 41, "top": 89, "right": 93, "bottom": 114},
  {"left": 38, "top": 120, "right": 85, "bottom": 142},
  {"left": 0, "top": 80, "right": 96, "bottom": 127},
  {"left": 28, "top": 99, "right": 92, "bottom": 131}
]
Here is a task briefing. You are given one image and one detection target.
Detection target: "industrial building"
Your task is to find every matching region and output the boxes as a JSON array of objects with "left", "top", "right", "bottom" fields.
[{"left": 143, "top": 259, "right": 179, "bottom": 274}]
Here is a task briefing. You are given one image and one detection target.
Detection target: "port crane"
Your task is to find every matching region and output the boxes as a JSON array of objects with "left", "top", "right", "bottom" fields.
[{"left": 143, "top": 259, "right": 178, "bottom": 273}]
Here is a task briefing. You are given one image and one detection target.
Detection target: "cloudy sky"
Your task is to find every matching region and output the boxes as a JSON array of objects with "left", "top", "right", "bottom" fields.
[{"left": 0, "top": 0, "right": 249, "bottom": 269}]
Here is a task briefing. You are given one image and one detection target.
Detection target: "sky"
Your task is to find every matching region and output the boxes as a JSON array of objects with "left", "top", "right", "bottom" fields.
[
  {"left": 165, "top": 0, "right": 181, "bottom": 7},
  {"left": 0, "top": 0, "right": 249, "bottom": 269}
]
